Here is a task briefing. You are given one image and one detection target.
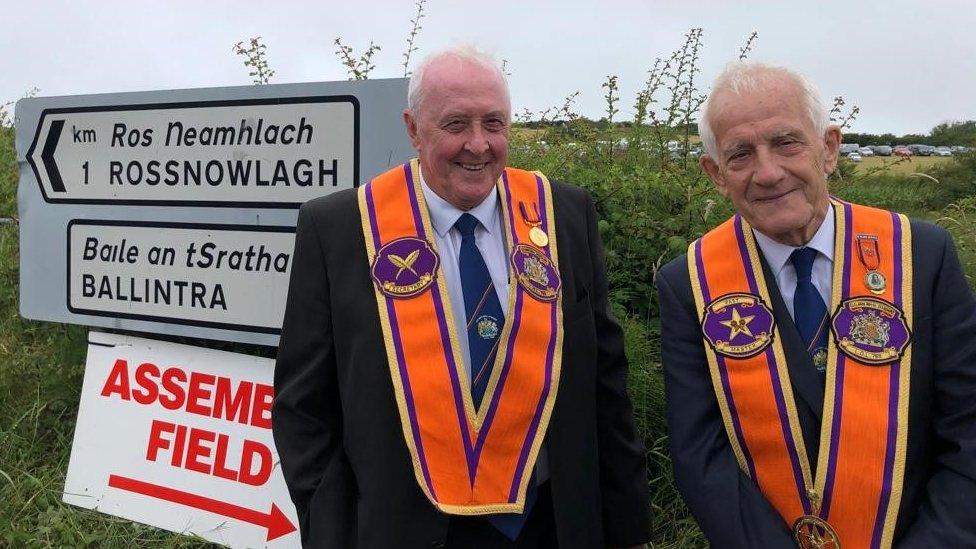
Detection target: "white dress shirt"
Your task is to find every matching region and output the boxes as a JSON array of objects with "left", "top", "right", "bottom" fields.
[
  {"left": 752, "top": 203, "right": 835, "bottom": 320},
  {"left": 419, "top": 175, "right": 509, "bottom": 378}
]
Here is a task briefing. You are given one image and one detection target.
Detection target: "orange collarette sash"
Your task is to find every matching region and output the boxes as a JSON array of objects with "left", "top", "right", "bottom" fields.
[
  {"left": 687, "top": 199, "right": 913, "bottom": 548},
  {"left": 358, "top": 159, "right": 563, "bottom": 514}
]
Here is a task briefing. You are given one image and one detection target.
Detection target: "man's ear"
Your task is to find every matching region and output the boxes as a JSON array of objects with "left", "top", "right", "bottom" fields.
[
  {"left": 403, "top": 109, "right": 421, "bottom": 150},
  {"left": 700, "top": 154, "right": 729, "bottom": 198},
  {"left": 823, "top": 125, "right": 842, "bottom": 175}
]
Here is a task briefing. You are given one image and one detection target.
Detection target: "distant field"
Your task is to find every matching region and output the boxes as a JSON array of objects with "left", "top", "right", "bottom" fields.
[{"left": 844, "top": 155, "right": 951, "bottom": 175}]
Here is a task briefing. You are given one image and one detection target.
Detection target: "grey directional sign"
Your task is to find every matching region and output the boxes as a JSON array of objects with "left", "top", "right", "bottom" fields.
[{"left": 17, "top": 79, "right": 414, "bottom": 346}]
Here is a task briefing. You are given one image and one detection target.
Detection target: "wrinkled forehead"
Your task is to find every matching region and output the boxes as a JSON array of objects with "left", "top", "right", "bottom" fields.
[{"left": 709, "top": 82, "right": 812, "bottom": 140}]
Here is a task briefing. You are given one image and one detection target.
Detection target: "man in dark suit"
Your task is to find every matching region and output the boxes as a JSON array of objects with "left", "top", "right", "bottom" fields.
[
  {"left": 273, "top": 45, "right": 650, "bottom": 548},
  {"left": 657, "top": 62, "right": 976, "bottom": 548}
]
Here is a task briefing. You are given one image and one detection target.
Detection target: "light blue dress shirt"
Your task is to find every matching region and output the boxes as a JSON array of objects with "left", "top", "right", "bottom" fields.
[{"left": 753, "top": 203, "right": 835, "bottom": 320}]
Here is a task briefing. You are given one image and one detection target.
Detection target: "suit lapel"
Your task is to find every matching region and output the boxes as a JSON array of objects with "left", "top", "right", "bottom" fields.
[{"left": 756, "top": 254, "right": 824, "bottom": 424}]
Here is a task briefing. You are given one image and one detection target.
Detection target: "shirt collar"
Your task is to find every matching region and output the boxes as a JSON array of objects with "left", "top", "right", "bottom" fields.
[
  {"left": 753, "top": 202, "right": 835, "bottom": 276},
  {"left": 419, "top": 166, "right": 500, "bottom": 238}
]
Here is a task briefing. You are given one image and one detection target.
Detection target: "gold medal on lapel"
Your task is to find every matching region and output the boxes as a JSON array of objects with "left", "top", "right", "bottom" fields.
[
  {"left": 856, "top": 234, "right": 885, "bottom": 294},
  {"left": 529, "top": 226, "right": 549, "bottom": 248},
  {"left": 519, "top": 201, "right": 549, "bottom": 248}
]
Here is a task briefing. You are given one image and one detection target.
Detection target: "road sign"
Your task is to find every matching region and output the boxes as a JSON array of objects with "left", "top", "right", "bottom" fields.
[
  {"left": 17, "top": 79, "right": 413, "bottom": 345},
  {"left": 68, "top": 220, "right": 293, "bottom": 333},
  {"left": 26, "top": 97, "right": 358, "bottom": 207},
  {"left": 64, "top": 331, "right": 300, "bottom": 548}
]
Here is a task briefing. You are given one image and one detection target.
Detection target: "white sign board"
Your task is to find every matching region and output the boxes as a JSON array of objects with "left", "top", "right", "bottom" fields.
[
  {"left": 64, "top": 331, "right": 300, "bottom": 548},
  {"left": 68, "top": 220, "right": 292, "bottom": 332},
  {"left": 17, "top": 79, "right": 413, "bottom": 345},
  {"left": 27, "top": 98, "right": 357, "bottom": 206}
]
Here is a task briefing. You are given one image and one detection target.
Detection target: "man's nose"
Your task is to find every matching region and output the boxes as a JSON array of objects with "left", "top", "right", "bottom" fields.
[
  {"left": 463, "top": 126, "right": 490, "bottom": 155},
  {"left": 752, "top": 147, "right": 786, "bottom": 185}
]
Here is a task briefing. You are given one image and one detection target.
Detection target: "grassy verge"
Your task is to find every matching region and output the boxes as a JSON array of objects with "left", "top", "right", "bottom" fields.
[{"left": 0, "top": 126, "right": 216, "bottom": 547}]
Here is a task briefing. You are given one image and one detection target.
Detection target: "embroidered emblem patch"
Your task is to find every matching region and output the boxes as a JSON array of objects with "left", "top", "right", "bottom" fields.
[
  {"left": 831, "top": 296, "right": 911, "bottom": 365},
  {"left": 511, "top": 244, "right": 560, "bottom": 302},
  {"left": 371, "top": 237, "right": 439, "bottom": 298},
  {"left": 701, "top": 292, "right": 776, "bottom": 359},
  {"left": 476, "top": 315, "right": 500, "bottom": 339}
]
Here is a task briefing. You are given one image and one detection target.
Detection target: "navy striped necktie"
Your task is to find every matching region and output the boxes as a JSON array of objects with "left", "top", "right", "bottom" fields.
[
  {"left": 455, "top": 213, "right": 505, "bottom": 409},
  {"left": 454, "top": 213, "right": 535, "bottom": 540},
  {"left": 790, "top": 247, "right": 829, "bottom": 373}
]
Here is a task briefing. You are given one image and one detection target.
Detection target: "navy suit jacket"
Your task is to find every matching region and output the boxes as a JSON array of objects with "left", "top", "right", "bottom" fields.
[
  {"left": 657, "top": 217, "right": 976, "bottom": 548},
  {"left": 273, "top": 179, "right": 651, "bottom": 548}
]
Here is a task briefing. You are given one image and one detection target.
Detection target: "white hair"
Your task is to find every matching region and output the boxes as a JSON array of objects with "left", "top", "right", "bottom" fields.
[
  {"left": 698, "top": 61, "right": 829, "bottom": 157},
  {"left": 407, "top": 44, "right": 510, "bottom": 113}
]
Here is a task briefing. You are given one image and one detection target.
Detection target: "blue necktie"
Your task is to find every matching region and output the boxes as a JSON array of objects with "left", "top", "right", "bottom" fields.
[
  {"left": 790, "top": 247, "right": 829, "bottom": 373},
  {"left": 455, "top": 213, "right": 505, "bottom": 409},
  {"left": 454, "top": 213, "right": 535, "bottom": 540}
]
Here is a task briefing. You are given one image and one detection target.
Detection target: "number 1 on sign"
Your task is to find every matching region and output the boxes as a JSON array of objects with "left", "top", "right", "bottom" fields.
[{"left": 83, "top": 161, "right": 89, "bottom": 184}]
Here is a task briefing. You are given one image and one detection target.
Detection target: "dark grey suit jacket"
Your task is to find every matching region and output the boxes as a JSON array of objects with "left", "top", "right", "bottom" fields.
[
  {"left": 657, "top": 217, "right": 976, "bottom": 548},
  {"left": 273, "top": 178, "right": 651, "bottom": 548}
]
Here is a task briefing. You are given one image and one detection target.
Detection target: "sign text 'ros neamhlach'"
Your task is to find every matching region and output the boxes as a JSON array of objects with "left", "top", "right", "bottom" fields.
[{"left": 27, "top": 97, "right": 359, "bottom": 207}]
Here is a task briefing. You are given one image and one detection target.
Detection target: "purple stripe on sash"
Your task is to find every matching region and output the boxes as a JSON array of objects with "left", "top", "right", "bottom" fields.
[
  {"left": 471, "top": 170, "right": 527, "bottom": 480},
  {"left": 734, "top": 216, "right": 810, "bottom": 513},
  {"left": 823, "top": 201, "right": 855, "bottom": 517},
  {"left": 695, "top": 234, "right": 758, "bottom": 481},
  {"left": 366, "top": 178, "right": 436, "bottom": 498},
  {"left": 508, "top": 290, "right": 554, "bottom": 501},
  {"left": 403, "top": 164, "right": 479, "bottom": 480},
  {"left": 506, "top": 175, "right": 558, "bottom": 501},
  {"left": 475, "top": 290, "right": 525, "bottom": 464},
  {"left": 534, "top": 175, "right": 552, "bottom": 258},
  {"left": 871, "top": 213, "right": 904, "bottom": 548},
  {"left": 502, "top": 171, "right": 519, "bottom": 243}
]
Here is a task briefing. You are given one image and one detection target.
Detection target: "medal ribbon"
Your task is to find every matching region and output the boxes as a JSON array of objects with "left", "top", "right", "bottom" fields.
[
  {"left": 687, "top": 200, "right": 912, "bottom": 548},
  {"left": 358, "top": 159, "right": 563, "bottom": 514}
]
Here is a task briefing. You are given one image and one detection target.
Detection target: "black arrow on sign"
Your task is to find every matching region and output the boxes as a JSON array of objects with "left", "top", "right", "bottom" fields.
[{"left": 42, "top": 119, "right": 66, "bottom": 192}]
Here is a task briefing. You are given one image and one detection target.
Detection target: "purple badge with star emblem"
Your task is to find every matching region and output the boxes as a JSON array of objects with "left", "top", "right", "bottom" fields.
[
  {"left": 371, "top": 237, "right": 440, "bottom": 299},
  {"left": 831, "top": 296, "right": 911, "bottom": 365},
  {"left": 701, "top": 292, "right": 776, "bottom": 359}
]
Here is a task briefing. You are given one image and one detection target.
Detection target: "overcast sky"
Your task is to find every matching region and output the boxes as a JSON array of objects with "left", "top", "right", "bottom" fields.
[{"left": 3, "top": 0, "right": 974, "bottom": 135}]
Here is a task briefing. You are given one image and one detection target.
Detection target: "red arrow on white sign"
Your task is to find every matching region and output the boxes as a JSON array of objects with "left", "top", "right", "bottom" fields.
[{"left": 108, "top": 474, "right": 296, "bottom": 541}]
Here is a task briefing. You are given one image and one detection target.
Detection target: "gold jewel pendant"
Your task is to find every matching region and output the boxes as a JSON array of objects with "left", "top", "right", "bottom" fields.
[{"left": 792, "top": 515, "right": 841, "bottom": 549}]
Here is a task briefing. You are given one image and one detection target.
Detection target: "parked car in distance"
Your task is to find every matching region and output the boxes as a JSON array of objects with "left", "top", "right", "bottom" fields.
[
  {"left": 848, "top": 152, "right": 862, "bottom": 162},
  {"left": 950, "top": 145, "right": 971, "bottom": 154},
  {"left": 858, "top": 147, "right": 875, "bottom": 156},
  {"left": 894, "top": 146, "right": 913, "bottom": 157},
  {"left": 934, "top": 146, "right": 952, "bottom": 157},
  {"left": 907, "top": 144, "right": 936, "bottom": 156},
  {"left": 839, "top": 143, "right": 860, "bottom": 156},
  {"left": 870, "top": 145, "right": 893, "bottom": 156}
]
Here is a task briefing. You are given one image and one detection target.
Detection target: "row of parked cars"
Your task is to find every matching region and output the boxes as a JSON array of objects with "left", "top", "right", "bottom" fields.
[{"left": 841, "top": 143, "right": 971, "bottom": 162}]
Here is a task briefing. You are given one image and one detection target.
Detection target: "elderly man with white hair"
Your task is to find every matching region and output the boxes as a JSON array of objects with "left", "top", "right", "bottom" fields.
[
  {"left": 657, "top": 61, "right": 976, "bottom": 548},
  {"left": 273, "top": 44, "right": 651, "bottom": 548}
]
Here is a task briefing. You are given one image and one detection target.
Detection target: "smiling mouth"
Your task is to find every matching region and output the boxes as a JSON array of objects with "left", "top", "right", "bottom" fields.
[
  {"left": 754, "top": 189, "right": 796, "bottom": 203},
  {"left": 457, "top": 162, "right": 489, "bottom": 171}
]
